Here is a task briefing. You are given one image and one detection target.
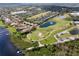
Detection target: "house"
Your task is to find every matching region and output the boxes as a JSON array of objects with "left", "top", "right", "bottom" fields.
[{"left": 9, "top": 16, "right": 37, "bottom": 33}]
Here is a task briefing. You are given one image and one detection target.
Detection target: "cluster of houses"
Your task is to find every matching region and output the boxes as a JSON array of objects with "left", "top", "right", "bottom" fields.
[
  {"left": 0, "top": 7, "right": 46, "bottom": 33},
  {"left": 1, "top": 15, "right": 38, "bottom": 33},
  {"left": 26, "top": 11, "right": 59, "bottom": 24},
  {"left": 10, "top": 7, "right": 44, "bottom": 17},
  {"left": 27, "top": 11, "right": 53, "bottom": 21}
]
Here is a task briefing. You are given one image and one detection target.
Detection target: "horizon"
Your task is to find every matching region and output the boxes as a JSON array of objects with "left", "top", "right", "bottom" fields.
[{"left": 0, "top": 3, "right": 79, "bottom": 8}]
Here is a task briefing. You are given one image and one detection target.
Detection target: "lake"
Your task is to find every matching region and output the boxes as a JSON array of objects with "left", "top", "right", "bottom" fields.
[
  {"left": 0, "top": 27, "right": 21, "bottom": 56},
  {"left": 40, "top": 21, "right": 56, "bottom": 28}
]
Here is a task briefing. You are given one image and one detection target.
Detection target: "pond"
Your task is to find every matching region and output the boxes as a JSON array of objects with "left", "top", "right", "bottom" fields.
[
  {"left": 69, "top": 28, "right": 79, "bottom": 35},
  {"left": 40, "top": 21, "right": 56, "bottom": 28},
  {"left": 0, "top": 27, "right": 21, "bottom": 56}
]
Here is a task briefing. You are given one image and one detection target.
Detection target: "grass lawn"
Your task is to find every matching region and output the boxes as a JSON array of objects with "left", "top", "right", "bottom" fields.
[
  {"left": 27, "top": 31, "right": 41, "bottom": 41},
  {"left": 7, "top": 26, "right": 17, "bottom": 34},
  {"left": 60, "top": 33, "right": 72, "bottom": 38},
  {"left": 40, "top": 29, "right": 66, "bottom": 44},
  {"left": 60, "top": 32, "right": 79, "bottom": 38},
  {"left": 0, "top": 20, "right": 5, "bottom": 26},
  {"left": 40, "top": 31, "right": 57, "bottom": 44}
]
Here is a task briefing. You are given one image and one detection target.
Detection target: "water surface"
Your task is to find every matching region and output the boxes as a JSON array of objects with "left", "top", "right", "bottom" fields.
[
  {"left": 40, "top": 21, "right": 56, "bottom": 28},
  {"left": 0, "top": 27, "right": 21, "bottom": 56}
]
